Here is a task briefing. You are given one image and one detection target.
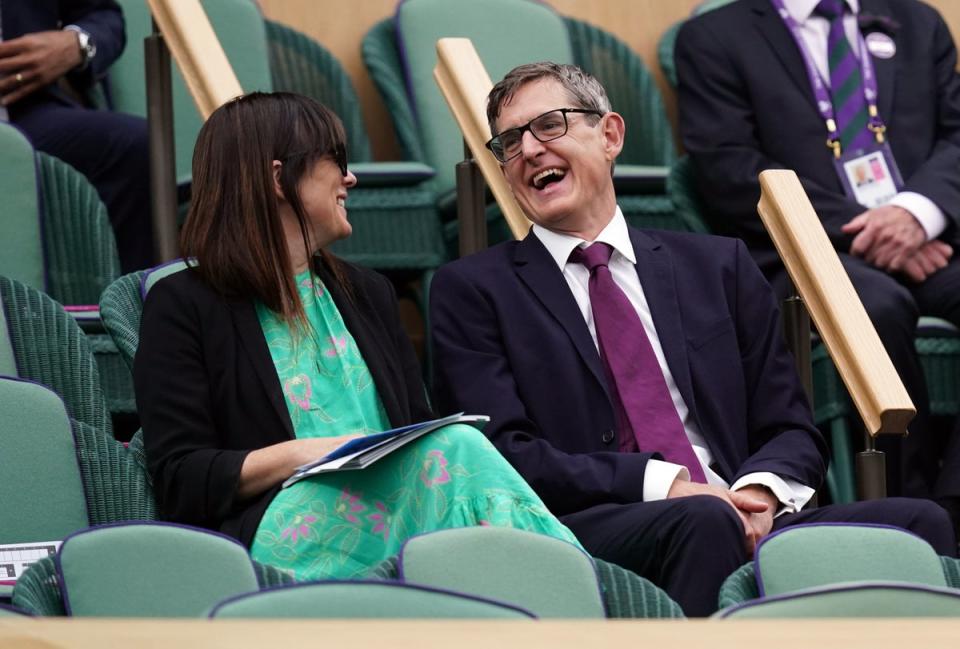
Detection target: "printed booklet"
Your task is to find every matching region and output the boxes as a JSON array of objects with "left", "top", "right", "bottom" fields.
[{"left": 282, "top": 413, "right": 489, "bottom": 488}]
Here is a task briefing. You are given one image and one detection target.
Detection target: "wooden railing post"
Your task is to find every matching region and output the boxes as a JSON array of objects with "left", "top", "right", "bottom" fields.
[{"left": 758, "top": 170, "right": 913, "bottom": 498}]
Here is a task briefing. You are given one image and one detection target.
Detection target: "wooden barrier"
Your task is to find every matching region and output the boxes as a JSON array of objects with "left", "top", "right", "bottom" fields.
[
  {"left": 758, "top": 170, "right": 915, "bottom": 437},
  {"left": 434, "top": 38, "right": 530, "bottom": 239},
  {"left": 146, "top": 0, "right": 243, "bottom": 119}
]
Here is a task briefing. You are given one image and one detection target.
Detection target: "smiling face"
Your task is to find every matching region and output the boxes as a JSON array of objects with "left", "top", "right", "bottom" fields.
[
  {"left": 297, "top": 156, "right": 357, "bottom": 250},
  {"left": 275, "top": 155, "right": 357, "bottom": 272},
  {"left": 495, "top": 78, "right": 624, "bottom": 240}
]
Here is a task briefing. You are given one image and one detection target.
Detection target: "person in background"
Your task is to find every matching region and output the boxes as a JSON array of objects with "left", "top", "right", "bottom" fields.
[
  {"left": 676, "top": 0, "right": 960, "bottom": 528},
  {"left": 1, "top": 0, "right": 152, "bottom": 271}
]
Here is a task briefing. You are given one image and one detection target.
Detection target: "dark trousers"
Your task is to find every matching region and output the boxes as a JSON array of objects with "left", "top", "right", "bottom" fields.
[
  {"left": 561, "top": 495, "right": 956, "bottom": 617},
  {"left": 12, "top": 97, "right": 154, "bottom": 273},
  {"left": 765, "top": 252, "right": 960, "bottom": 500}
]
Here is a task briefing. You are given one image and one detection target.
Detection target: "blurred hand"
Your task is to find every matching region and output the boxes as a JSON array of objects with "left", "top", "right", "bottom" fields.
[
  {"left": 899, "top": 240, "right": 953, "bottom": 283},
  {"left": 733, "top": 484, "right": 777, "bottom": 556},
  {"left": 667, "top": 479, "right": 771, "bottom": 555},
  {"left": 842, "top": 205, "right": 926, "bottom": 272},
  {"left": 0, "top": 31, "right": 83, "bottom": 106}
]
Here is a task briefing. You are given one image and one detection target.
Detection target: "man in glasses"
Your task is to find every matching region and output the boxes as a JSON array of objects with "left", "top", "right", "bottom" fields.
[{"left": 430, "top": 62, "right": 956, "bottom": 616}]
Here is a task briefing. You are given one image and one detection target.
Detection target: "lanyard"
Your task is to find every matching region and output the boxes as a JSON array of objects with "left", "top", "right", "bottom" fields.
[{"left": 769, "top": 0, "right": 886, "bottom": 157}]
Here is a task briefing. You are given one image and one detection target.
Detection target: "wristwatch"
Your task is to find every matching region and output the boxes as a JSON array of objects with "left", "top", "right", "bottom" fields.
[{"left": 64, "top": 25, "right": 97, "bottom": 70}]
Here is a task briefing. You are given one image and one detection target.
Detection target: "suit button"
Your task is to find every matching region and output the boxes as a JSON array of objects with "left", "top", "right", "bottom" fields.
[{"left": 601, "top": 430, "right": 615, "bottom": 444}]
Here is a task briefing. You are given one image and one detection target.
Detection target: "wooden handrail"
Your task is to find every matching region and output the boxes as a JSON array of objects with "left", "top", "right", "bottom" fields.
[
  {"left": 146, "top": 0, "right": 243, "bottom": 119},
  {"left": 758, "top": 170, "right": 915, "bottom": 436},
  {"left": 434, "top": 38, "right": 530, "bottom": 239}
]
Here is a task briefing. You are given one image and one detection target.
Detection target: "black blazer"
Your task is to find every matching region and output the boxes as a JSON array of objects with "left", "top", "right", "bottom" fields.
[
  {"left": 676, "top": 0, "right": 960, "bottom": 267},
  {"left": 430, "top": 228, "right": 827, "bottom": 517},
  {"left": 134, "top": 259, "right": 432, "bottom": 547}
]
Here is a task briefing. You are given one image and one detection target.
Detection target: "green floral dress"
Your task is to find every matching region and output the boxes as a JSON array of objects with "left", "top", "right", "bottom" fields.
[{"left": 249, "top": 270, "right": 580, "bottom": 580}]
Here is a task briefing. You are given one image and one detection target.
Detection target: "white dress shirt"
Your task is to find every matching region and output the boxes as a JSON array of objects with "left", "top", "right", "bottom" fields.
[
  {"left": 783, "top": 0, "right": 946, "bottom": 239},
  {"left": 532, "top": 209, "right": 815, "bottom": 515}
]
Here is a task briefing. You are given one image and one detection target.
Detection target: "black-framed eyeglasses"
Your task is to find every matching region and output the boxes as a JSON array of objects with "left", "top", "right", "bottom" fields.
[{"left": 485, "top": 108, "right": 602, "bottom": 163}]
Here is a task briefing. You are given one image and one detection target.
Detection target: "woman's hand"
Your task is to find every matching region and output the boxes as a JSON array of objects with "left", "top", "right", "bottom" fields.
[{"left": 237, "top": 434, "right": 362, "bottom": 500}]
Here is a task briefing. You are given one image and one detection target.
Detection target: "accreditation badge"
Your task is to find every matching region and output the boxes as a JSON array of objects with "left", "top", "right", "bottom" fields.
[{"left": 833, "top": 142, "right": 904, "bottom": 208}]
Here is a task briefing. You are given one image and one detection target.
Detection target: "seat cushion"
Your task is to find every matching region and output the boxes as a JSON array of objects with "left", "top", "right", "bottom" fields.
[
  {"left": 755, "top": 524, "right": 947, "bottom": 597},
  {"left": 718, "top": 581, "right": 960, "bottom": 618},
  {"left": 399, "top": 526, "right": 605, "bottom": 618},
  {"left": 209, "top": 580, "right": 536, "bottom": 619},
  {"left": 0, "top": 377, "right": 89, "bottom": 546},
  {"left": 0, "top": 123, "right": 44, "bottom": 291},
  {"left": 57, "top": 522, "right": 260, "bottom": 617}
]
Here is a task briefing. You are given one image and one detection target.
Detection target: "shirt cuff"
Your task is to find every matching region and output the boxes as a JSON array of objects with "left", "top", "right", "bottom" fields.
[
  {"left": 731, "top": 472, "right": 815, "bottom": 518},
  {"left": 643, "top": 459, "right": 689, "bottom": 502},
  {"left": 888, "top": 192, "right": 947, "bottom": 240}
]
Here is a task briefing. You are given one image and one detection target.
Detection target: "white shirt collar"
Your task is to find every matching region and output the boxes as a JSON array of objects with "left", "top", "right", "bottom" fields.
[
  {"left": 783, "top": 0, "right": 859, "bottom": 22},
  {"left": 532, "top": 206, "right": 636, "bottom": 270}
]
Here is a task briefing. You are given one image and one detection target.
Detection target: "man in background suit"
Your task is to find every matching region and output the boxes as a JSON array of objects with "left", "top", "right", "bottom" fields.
[
  {"left": 1, "top": 0, "right": 152, "bottom": 272},
  {"left": 429, "top": 62, "right": 956, "bottom": 616},
  {"left": 676, "top": 0, "right": 960, "bottom": 520}
]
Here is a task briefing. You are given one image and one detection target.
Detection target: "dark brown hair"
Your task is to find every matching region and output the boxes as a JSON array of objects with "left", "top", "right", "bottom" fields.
[{"left": 180, "top": 91, "right": 350, "bottom": 325}]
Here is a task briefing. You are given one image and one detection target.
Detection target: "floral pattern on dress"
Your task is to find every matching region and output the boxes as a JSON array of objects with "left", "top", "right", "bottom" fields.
[{"left": 250, "top": 270, "right": 581, "bottom": 581}]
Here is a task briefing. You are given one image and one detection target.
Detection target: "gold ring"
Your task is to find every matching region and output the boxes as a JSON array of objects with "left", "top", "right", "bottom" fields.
[{"left": 14, "top": 72, "right": 23, "bottom": 84}]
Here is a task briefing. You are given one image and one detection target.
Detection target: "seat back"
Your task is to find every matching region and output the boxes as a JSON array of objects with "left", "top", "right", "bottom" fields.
[
  {"left": 0, "top": 277, "right": 110, "bottom": 435},
  {"left": 209, "top": 580, "right": 535, "bottom": 619},
  {"left": 564, "top": 17, "right": 675, "bottom": 167},
  {"left": 394, "top": 0, "right": 573, "bottom": 194},
  {"left": 36, "top": 153, "right": 121, "bottom": 306},
  {"left": 112, "top": 0, "right": 272, "bottom": 185},
  {"left": 0, "top": 377, "right": 89, "bottom": 546},
  {"left": 659, "top": 0, "right": 740, "bottom": 88},
  {"left": 57, "top": 522, "right": 260, "bottom": 617},
  {"left": 0, "top": 604, "right": 30, "bottom": 617},
  {"left": 399, "top": 527, "right": 605, "bottom": 618},
  {"left": 264, "top": 19, "right": 373, "bottom": 162},
  {"left": 0, "top": 123, "right": 45, "bottom": 292},
  {"left": 755, "top": 524, "right": 948, "bottom": 597},
  {"left": 718, "top": 582, "right": 960, "bottom": 618}
]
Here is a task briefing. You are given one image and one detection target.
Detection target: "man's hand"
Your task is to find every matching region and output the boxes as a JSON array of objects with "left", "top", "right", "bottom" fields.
[
  {"left": 900, "top": 240, "right": 953, "bottom": 283},
  {"left": 0, "top": 31, "right": 84, "bottom": 106},
  {"left": 842, "top": 205, "right": 926, "bottom": 272},
  {"left": 733, "top": 484, "right": 777, "bottom": 556},
  {"left": 667, "top": 479, "right": 771, "bottom": 555}
]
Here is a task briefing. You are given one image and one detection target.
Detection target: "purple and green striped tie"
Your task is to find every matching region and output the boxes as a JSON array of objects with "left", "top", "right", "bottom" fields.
[{"left": 816, "top": 0, "right": 874, "bottom": 153}]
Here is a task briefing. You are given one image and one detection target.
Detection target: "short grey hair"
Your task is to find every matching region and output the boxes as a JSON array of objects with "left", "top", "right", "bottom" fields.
[{"left": 486, "top": 62, "right": 611, "bottom": 134}]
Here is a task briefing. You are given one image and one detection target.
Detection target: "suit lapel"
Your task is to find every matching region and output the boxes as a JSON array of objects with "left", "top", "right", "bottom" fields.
[
  {"left": 513, "top": 233, "right": 610, "bottom": 397},
  {"left": 630, "top": 229, "right": 699, "bottom": 425},
  {"left": 860, "top": 0, "right": 897, "bottom": 123},
  {"left": 750, "top": 0, "right": 818, "bottom": 112},
  {"left": 230, "top": 300, "right": 293, "bottom": 438}
]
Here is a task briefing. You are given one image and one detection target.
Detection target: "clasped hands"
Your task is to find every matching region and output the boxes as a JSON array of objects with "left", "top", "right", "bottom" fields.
[
  {"left": 0, "top": 30, "right": 84, "bottom": 106},
  {"left": 668, "top": 480, "right": 777, "bottom": 557},
  {"left": 841, "top": 205, "right": 952, "bottom": 282}
]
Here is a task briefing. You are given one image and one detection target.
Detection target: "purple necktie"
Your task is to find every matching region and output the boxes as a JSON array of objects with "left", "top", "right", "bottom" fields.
[
  {"left": 570, "top": 243, "right": 706, "bottom": 483},
  {"left": 816, "top": 0, "right": 874, "bottom": 153}
]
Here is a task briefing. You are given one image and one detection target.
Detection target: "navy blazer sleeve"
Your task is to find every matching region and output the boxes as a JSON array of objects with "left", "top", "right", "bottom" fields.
[
  {"left": 60, "top": 0, "right": 126, "bottom": 82},
  {"left": 431, "top": 261, "right": 655, "bottom": 517}
]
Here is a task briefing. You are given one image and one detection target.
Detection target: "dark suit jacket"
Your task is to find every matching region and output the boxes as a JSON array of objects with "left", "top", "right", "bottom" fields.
[
  {"left": 676, "top": 0, "right": 960, "bottom": 267},
  {"left": 134, "top": 259, "right": 432, "bottom": 547},
  {"left": 3, "top": 0, "right": 125, "bottom": 106},
  {"left": 430, "top": 227, "right": 827, "bottom": 517}
]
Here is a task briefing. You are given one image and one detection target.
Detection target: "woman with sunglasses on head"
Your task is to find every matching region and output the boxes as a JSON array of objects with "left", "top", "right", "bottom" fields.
[{"left": 134, "top": 92, "right": 579, "bottom": 579}]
